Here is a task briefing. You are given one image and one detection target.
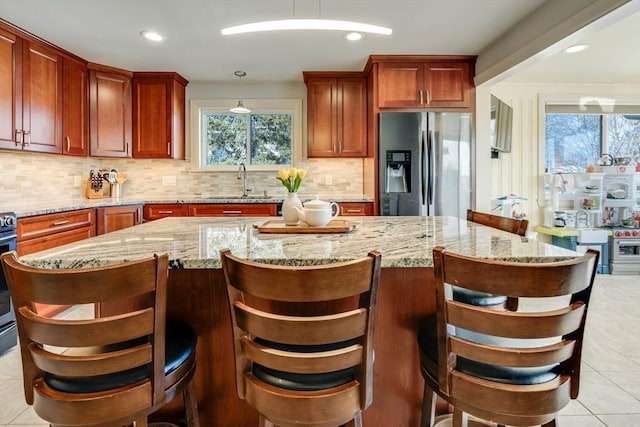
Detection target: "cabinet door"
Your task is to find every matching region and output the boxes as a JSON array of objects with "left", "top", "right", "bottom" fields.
[
  {"left": 96, "top": 205, "right": 142, "bottom": 235},
  {"left": 0, "top": 28, "right": 21, "bottom": 151},
  {"left": 377, "top": 62, "right": 423, "bottom": 108},
  {"left": 423, "top": 62, "right": 471, "bottom": 108},
  {"left": 89, "top": 67, "right": 132, "bottom": 157},
  {"left": 306, "top": 78, "right": 337, "bottom": 157},
  {"left": 188, "top": 204, "right": 277, "bottom": 217},
  {"left": 337, "top": 78, "right": 367, "bottom": 156},
  {"left": 22, "top": 40, "right": 63, "bottom": 153},
  {"left": 144, "top": 204, "right": 189, "bottom": 221},
  {"left": 62, "top": 57, "right": 88, "bottom": 156},
  {"left": 133, "top": 74, "right": 187, "bottom": 159}
]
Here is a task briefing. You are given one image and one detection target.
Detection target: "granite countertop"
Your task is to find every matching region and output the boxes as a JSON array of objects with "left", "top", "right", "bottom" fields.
[
  {"left": 21, "top": 216, "right": 580, "bottom": 269},
  {"left": 5, "top": 195, "right": 373, "bottom": 218}
]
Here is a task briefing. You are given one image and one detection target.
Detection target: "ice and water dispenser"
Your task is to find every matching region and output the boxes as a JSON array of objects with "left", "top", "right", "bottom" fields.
[
  {"left": 385, "top": 150, "right": 411, "bottom": 193},
  {"left": 381, "top": 150, "right": 419, "bottom": 216}
]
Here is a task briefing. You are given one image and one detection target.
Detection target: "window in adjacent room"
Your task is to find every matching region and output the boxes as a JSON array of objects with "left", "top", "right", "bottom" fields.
[
  {"left": 190, "top": 99, "right": 302, "bottom": 171},
  {"left": 544, "top": 100, "right": 640, "bottom": 173}
]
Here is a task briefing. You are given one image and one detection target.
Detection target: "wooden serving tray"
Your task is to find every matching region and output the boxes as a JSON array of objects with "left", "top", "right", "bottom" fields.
[{"left": 254, "top": 219, "right": 358, "bottom": 233}]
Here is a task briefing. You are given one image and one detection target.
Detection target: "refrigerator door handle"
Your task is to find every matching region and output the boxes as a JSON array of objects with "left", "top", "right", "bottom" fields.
[
  {"left": 421, "top": 132, "right": 427, "bottom": 205},
  {"left": 426, "top": 130, "right": 433, "bottom": 209}
]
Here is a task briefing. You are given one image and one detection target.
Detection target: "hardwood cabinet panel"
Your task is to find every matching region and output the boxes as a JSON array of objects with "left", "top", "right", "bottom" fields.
[
  {"left": 96, "top": 205, "right": 142, "bottom": 235},
  {"left": 374, "top": 57, "right": 474, "bottom": 109},
  {"left": 188, "top": 204, "right": 277, "bottom": 217},
  {"left": 143, "top": 204, "right": 189, "bottom": 221},
  {"left": 0, "top": 27, "right": 21, "bottom": 150},
  {"left": 89, "top": 64, "right": 132, "bottom": 157},
  {"left": 0, "top": 26, "right": 62, "bottom": 153},
  {"left": 62, "top": 57, "right": 88, "bottom": 156},
  {"left": 304, "top": 72, "right": 367, "bottom": 158},
  {"left": 132, "top": 72, "right": 188, "bottom": 159},
  {"left": 22, "top": 40, "right": 63, "bottom": 153},
  {"left": 338, "top": 202, "right": 373, "bottom": 216},
  {"left": 17, "top": 208, "right": 95, "bottom": 246}
]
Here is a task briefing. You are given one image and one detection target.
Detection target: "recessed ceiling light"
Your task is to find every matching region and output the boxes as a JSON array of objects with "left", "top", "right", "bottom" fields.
[
  {"left": 140, "top": 30, "right": 166, "bottom": 42},
  {"left": 564, "top": 44, "right": 589, "bottom": 54},
  {"left": 221, "top": 19, "right": 391, "bottom": 36},
  {"left": 345, "top": 32, "right": 362, "bottom": 41}
]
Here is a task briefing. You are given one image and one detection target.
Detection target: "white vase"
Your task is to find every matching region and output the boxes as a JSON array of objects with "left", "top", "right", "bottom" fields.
[{"left": 282, "top": 192, "right": 302, "bottom": 225}]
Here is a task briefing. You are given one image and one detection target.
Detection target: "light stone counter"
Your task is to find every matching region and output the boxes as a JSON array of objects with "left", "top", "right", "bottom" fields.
[{"left": 21, "top": 216, "right": 579, "bottom": 269}]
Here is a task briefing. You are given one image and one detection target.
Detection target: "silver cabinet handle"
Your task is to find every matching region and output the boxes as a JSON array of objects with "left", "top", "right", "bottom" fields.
[
  {"left": 426, "top": 90, "right": 431, "bottom": 104},
  {"left": 222, "top": 210, "right": 242, "bottom": 215},
  {"left": 419, "top": 90, "right": 424, "bottom": 105},
  {"left": 51, "top": 220, "right": 70, "bottom": 227},
  {"left": 65, "top": 136, "right": 71, "bottom": 152},
  {"left": 15, "top": 129, "right": 22, "bottom": 146},
  {"left": 345, "top": 209, "right": 363, "bottom": 213},
  {"left": 167, "top": 142, "right": 171, "bottom": 156},
  {"left": 23, "top": 130, "right": 31, "bottom": 146},
  {"left": 157, "top": 210, "right": 174, "bottom": 214}
]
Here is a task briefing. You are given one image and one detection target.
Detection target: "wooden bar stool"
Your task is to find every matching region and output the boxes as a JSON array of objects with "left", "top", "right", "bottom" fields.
[
  {"left": 220, "top": 248, "right": 382, "bottom": 427},
  {"left": 1, "top": 252, "right": 200, "bottom": 427},
  {"left": 419, "top": 246, "right": 598, "bottom": 427}
]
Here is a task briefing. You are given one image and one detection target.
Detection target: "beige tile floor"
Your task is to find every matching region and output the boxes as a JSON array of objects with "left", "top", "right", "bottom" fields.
[{"left": 1, "top": 275, "right": 639, "bottom": 427}]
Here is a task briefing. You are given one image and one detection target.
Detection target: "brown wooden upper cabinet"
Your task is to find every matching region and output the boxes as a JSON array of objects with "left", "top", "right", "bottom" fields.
[
  {"left": 62, "top": 57, "right": 88, "bottom": 156},
  {"left": 303, "top": 72, "right": 367, "bottom": 157},
  {"left": 0, "top": 25, "right": 63, "bottom": 154},
  {"left": 372, "top": 56, "right": 475, "bottom": 109},
  {"left": 132, "top": 72, "right": 188, "bottom": 159},
  {"left": 88, "top": 63, "right": 132, "bottom": 157}
]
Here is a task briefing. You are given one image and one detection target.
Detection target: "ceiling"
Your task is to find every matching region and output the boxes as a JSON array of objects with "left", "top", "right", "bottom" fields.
[{"left": 0, "top": 0, "right": 639, "bottom": 85}]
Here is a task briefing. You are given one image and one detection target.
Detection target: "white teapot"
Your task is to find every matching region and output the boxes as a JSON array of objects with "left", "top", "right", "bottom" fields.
[{"left": 294, "top": 197, "right": 339, "bottom": 227}]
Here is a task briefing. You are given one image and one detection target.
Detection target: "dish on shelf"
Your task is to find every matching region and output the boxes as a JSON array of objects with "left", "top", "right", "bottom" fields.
[{"left": 584, "top": 188, "right": 601, "bottom": 194}]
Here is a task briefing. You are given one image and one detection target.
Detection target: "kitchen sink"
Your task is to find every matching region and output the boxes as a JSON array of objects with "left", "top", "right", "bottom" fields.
[{"left": 577, "top": 228, "right": 608, "bottom": 244}]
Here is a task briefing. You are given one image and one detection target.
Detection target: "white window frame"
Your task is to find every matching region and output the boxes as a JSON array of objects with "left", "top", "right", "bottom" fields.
[
  {"left": 190, "top": 98, "right": 303, "bottom": 172},
  {"left": 538, "top": 93, "right": 640, "bottom": 173}
]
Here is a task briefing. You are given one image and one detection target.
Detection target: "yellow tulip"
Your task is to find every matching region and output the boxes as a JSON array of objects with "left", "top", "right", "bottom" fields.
[
  {"left": 277, "top": 169, "right": 289, "bottom": 181},
  {"left": 297, "top": 168, "right": 307, "bottom": 180},
  {"left": 288, "top": 167, "right": 296, "bottom": 178}
]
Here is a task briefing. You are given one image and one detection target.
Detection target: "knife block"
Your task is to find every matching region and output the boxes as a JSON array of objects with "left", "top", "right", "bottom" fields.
[{"left": 86, "top": 179, "right": 104, "bottom": 199}]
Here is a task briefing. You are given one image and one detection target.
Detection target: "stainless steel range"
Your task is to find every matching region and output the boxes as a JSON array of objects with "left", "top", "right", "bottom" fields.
[
  {"left": 609, "top": 227, "right": 640, "bottom": 274},
  {"left": 0, "top": 212, "right": 17, "bottom": 354}
]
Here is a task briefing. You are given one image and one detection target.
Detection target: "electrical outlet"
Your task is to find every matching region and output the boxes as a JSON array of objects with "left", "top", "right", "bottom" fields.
[
  {"left": 325, "top": 175, "right": 332, "bottom": 185},
  {"left": 162, "top": 175, "right": 177, "bottom": 187},
  {"left": 73, "top": 175, "right": 82, "bottom": 187}
]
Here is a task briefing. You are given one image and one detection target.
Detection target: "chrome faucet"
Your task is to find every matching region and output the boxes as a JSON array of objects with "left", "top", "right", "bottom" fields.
[
  {"left": 237, "top": 162, "right": 251, "bottom": 197},
  {"left": 576, "top": 210, "right": 590, "bottom": 228}
]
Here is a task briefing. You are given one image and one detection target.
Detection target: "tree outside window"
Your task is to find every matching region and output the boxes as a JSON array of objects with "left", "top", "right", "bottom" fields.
[
  {"left": 545, "top": 113, "right": 640, "bottom": 173},
  {"left": 204, "top": 113, "right": 292, "bottom": 166}
]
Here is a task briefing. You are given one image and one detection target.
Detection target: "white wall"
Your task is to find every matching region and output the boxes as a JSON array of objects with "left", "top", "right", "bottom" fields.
[{"left": 488, "top": 82, "right": 640, "bottom": 228}]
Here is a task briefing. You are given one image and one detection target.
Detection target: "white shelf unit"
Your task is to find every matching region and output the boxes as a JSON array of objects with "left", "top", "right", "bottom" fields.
[
  {"left": 601, "top": 173, "right": 640, "bottom": 226},
  {"left": 572, "top": 173, "right": 605, "bottom": 227}
]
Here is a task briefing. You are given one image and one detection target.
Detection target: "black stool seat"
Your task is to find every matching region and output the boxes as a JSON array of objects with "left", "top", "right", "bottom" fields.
[{"left": 45, "top": 320, "right": 197, "bottom": 394}]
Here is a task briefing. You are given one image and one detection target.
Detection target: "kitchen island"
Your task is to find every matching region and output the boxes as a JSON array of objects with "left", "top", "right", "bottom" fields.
[{"left": 21, "top": 216, "right": 579, "bottom": 426}]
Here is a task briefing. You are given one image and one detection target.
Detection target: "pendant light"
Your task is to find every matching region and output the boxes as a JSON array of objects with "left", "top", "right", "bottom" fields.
[
  {"left": 230, "top": 71, "right": 251, "bottom": 114},
  {"left": 221, "top": 0, "right": 391, "bottom": 37}
]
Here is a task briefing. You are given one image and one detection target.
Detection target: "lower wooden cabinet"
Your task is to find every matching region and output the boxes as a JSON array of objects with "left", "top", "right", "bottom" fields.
[
  {"left": 17, "top": 208, "right": 96, "bottom": 317},
  {"left": 338, "top": 202, "right": 374, "bottom": 216},
  {"left": 188, "top": 203, "right": 278, "bottom": 217},
  {"left": 96, "top": 205, "right": 143, "bottom": 235},
  {"left": 143, "top": 203, "right": 189, "bottom": 221}
]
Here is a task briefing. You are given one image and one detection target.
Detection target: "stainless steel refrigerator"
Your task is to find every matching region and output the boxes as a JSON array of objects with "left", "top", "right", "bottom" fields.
[{"left": 379, "top": 112, "right": 472, "bottom": 217}]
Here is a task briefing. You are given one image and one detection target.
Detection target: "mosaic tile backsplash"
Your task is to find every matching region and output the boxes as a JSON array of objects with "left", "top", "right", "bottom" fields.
[{"left": 0, "top": 151, "right": 367, "bottom": 209}]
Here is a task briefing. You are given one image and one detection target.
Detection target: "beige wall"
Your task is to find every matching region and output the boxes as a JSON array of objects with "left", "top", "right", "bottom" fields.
[{"left": 488, "top": 82, "right": 640, "bottom": 228}]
